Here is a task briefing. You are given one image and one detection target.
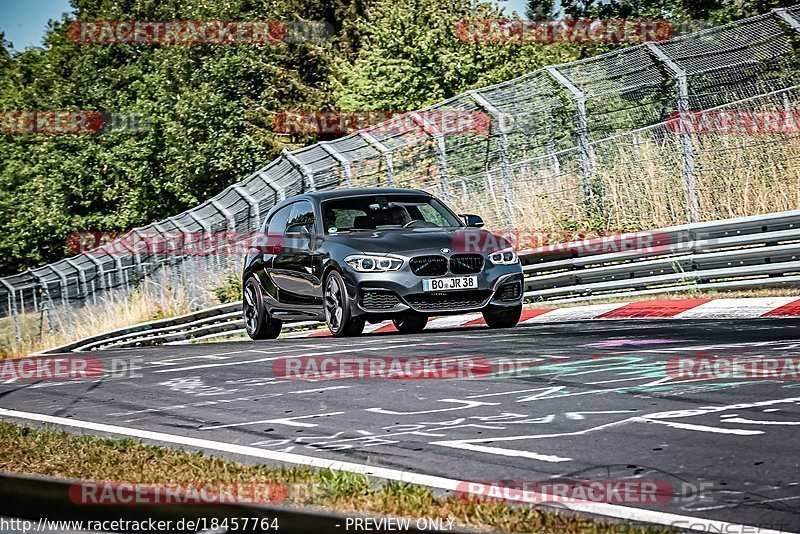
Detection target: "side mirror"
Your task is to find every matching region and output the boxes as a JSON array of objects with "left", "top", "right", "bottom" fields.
[
  {"left": 285, "top": 223, "right": 312, "bottom": 236},
  {"left": 460, "top": 214, "right": 485, "bottom": 228}
]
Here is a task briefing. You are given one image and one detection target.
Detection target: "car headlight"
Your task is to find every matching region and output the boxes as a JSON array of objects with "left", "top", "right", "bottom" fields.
[
  {"left": 488, "top": 247, "right": 518, "bottom": 265},
  {"left": 345, "top": 254, "right": 404, "bottom": 272}
]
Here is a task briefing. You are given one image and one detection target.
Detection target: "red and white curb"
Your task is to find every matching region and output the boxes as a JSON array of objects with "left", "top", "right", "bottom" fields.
[{"left": 289, "top": 297, "right": 800, "bottom": 338}]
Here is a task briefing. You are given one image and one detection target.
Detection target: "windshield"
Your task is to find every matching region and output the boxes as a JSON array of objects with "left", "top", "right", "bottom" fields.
[{"left": 321, "top": 194, "right": 463, "bottom": 233}]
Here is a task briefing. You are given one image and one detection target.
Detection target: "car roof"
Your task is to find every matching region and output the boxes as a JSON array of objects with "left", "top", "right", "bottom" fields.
[
  {"left": 304, "top": 187, "right": 429, "bottom": 201},
  {"left": 269, "top": 187, "right": 432, "bottom": 213}
]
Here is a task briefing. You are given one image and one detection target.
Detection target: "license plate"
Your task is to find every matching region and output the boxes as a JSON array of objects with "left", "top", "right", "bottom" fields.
[{"left": 423, "top": 275, "right": 478, "bottom": 292}]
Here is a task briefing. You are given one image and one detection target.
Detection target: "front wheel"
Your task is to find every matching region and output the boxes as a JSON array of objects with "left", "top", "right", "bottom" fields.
[
  {"left": 324, "top": 271, "right": 365, "bottom": 337},
  {"left": 243, "top": 277, "right": 282, "bottom": 340},
  {"left": 392, "top": 312, "right": 427, "bottom": 334},
  {"left": 483, "top": 304, "right": 522, "bottom": 329}
]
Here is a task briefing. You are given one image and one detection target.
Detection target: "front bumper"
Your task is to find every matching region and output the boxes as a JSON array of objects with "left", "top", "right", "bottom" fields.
[{"left": 341, "top": 263, "right": 524, "bottom": 318}]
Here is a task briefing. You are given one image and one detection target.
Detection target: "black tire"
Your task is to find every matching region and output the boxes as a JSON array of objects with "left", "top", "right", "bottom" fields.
[
  {"left": 392, "top": 313, "right": 427, "bottom": 334},
  {"left": 483, "top": 304, "right": 522, "bottom": 329},
  {"left": 324, "top": 270, "right": 365, "bottom": 337},
  {"left": 243, "top": 277, "right": 282, "bottom": 340}
]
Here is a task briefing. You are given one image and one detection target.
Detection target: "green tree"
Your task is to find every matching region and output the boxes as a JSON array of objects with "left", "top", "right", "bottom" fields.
[{"left": 334, "top": 0, "right": 580, "bottom": 111}]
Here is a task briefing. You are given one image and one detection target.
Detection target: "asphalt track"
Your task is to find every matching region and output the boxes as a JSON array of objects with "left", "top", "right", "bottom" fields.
[{"left": 2, "top": 319, "right": 800, "bottom": 532}]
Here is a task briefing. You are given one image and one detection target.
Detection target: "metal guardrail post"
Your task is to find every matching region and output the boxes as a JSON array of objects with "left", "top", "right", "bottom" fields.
[
  {"left": 83, "top": 252, "right": 108, "bottom": 295},
  {"left": 468, "top": 90, "right": 517, "bottom": 231},
  {"left": 282, "top": 150, "right": 316, "bottom": 192},
  {"left": 232, "top": 185, "right": 262, "bottom": 230},
  {"left": 50, "top": 265, "right": 73, "bottom": 327},
  {"left": 186, "top": 210, "right": 215, "bottom": 271},
  {"left": 645, "top": 43, "right": 700, "bottom": 224},
  {"left": 210, "top": 199, "right": 237, "bottom": 262},
  {"left": 320, "top": 141, "right": 353, "bottom": 188},
  {"left": 257, "top": 168, "right": 287, "bottom": 202},
  {"left": 360, "top": 132, "right": 395, "bottom": 187},
  {"left": 168, "top": 216, "right": 198, "bottom": 306},
  {"left": 63, "top": 259, "right": 91, "bottom": 305},
  {"left": 0, "top": 279, "right": 22, "bottom": 344},
  {"left": 545, "top": 66, "right": 594, "bottom": 209},
  {"left": 774, "top": 7, "right": 800, "bottom": 30},
  {"left": 210, "top": 198, "right": 237, "bottom": 232},
  {"left": 410, "top": 112, "right": 450, "bottom": 202}
]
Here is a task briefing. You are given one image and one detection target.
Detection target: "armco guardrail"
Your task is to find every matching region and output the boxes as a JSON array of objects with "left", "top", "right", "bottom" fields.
[
  {"left": 523, "top": 209, "right": 800, "bottom": 302},
  {"left": 2, "top": 6, "right": 800, "bottom": 328},
  {"left": 0, "top": 472, "right": 460, "bottom": 534},
  {"left": 43, "top": 209, "right": 800, "bottom": 352},
  {"left": 39, "top": 302, "right": 322, "bottom": 353}
]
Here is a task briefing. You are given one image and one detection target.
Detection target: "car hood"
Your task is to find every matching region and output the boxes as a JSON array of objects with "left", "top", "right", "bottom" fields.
[{"left": 323, "top": 227, "right": 512, "bottom": 255}]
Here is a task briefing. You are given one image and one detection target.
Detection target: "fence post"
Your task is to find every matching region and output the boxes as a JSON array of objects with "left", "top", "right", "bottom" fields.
[
  {"left": 84, "top": 252, "right": 108, "bottom": 296},
  {"left": 50, "top": 265, "right": 73, "bottom": 327},
  {"left": 64, "top": 259, "right": 91, "bottom": 305},
  {"left": 282, "top": 150, "right": 316, "bottom": 192},
  {"left": 360, "top": 132, "right": 395, "bottom": 187},
  {"left": 231, "top": 185, "right": 261, "bottom": 231},
  {"left": 168, "top": 216, "right": 197, "bottom": 307},
  {"left": 645, "top": 42, "right": 700, "bottom": 223},
  {"left": 409, "top": 112, "right": 450, "bottom": 202},
  {"left": 320, "top": 141, "right": 353, "bottom": 188},
  {"left": 0, "top": 280, "right": 22, "bottom": 344},
  {"left": 256, "top": 168, "right": 287, "bottom": 202},
  {"left": 545, "top": 66, "right": 593, "bottom": 208},
  {"left": 187, "top": 210, "right": 214, "bottom": 272},
  {"left": 773, "top": 7, "right": 800, "bottom": 30},
  {"left": 467, "top": 90, "right": 516, "bottom": 231}
]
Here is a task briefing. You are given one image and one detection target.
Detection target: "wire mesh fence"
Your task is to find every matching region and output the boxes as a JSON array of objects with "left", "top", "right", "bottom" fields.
[{"left": 2, "top": 6, "right": 800, "bottom": 335}]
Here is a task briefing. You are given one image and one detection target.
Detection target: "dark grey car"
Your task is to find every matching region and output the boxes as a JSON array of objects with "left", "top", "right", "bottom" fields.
[{"left": 242, "top": 188, "right": 523, "bottom": 338}]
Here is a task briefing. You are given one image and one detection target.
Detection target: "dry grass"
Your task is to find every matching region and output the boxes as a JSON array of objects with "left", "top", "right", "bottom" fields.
[
  {"left": 0, "top": 421, "right": 674, "bottom": 534},
  {"left": 442, "top": 132, "right": 800, "bottom": 234},
  {"left": 0, "top": 284, "right": 191, "bottom": 359}
]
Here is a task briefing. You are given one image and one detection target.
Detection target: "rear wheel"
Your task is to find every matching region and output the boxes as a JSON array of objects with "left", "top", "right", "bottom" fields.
[
  {"left": 483, "top": 304, "right": 522, "bottom": 329},
  {"left": 324, "top": 271, "right": 365, "bottom": 337},
  {"left": 392, "top": 313, "right": 427, "bottom": 334},
  {"left": 243, "top": 277, "right": 282, "bottom": 340}
]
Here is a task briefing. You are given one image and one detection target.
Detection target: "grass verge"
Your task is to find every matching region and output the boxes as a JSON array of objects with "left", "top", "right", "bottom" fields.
[{"left": 0, "top": 421, "right": 675, "bottom": 534}]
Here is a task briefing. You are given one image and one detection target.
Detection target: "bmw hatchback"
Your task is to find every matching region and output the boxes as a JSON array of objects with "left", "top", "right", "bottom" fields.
[{"left": 242, "top": 188, "right": 523, "bottom": 338}]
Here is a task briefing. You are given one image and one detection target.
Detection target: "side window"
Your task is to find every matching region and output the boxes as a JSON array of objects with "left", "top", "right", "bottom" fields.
[
  {"left": 285, "top": 201, "right": 315, "bottom": 234},
  {"left": 267, "top": 205, "right": 292, "bottom": 236}
]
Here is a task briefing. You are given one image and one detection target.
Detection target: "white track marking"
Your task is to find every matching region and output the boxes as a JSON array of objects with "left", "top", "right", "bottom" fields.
[
  {"left": 634, "top": 419, "right": 763, "bottom": 435},
  {"left": 0, "top": 408, "right": 792, "bottom": 534},
  {"left": 200, "top": 411, "right": 345, "bottom": 430},
  {"left": 289, "top": 386, "right": 351, "bottom": 394}
]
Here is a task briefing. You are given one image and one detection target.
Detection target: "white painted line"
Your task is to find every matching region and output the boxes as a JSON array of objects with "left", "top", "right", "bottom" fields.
[
  {"left": 0, "top": 408, "right": 792, "bottom": 534},
  {"left": 289, "top": 386, "right": 352, "bottom": 394},
  {"left": 200, "top": 411, "right": 346, "bottom": 430}
]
